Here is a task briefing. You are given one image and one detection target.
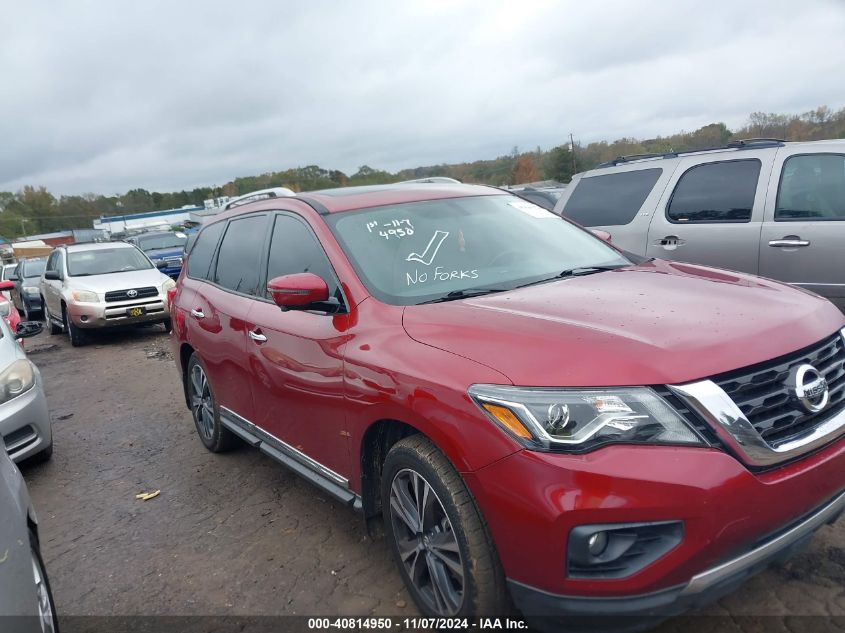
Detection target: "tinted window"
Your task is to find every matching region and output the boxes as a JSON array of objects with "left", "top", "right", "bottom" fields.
[
  {"left": 213, "top": 216, "right": 266, "bottom": 294},
  {"left": 22, "top": 259, "right": 46, "bottom": 278},
  {"left": 563, "top": 169, "right": 662, "bottom": 227},
  {"left": 46, "top": 252, "right": 57, "bottom": 272},
  {"left": 776, "top": 154, "right": 845, "bottom": 221},
  {"left": 266, "top": 216, "right": 341, "bottom": 301},
  {"left": 667, "top": 160, "right": 760, "bottom": 223},
  {"left": 187, "top": 222, "right": 225, "bottom": 280}
]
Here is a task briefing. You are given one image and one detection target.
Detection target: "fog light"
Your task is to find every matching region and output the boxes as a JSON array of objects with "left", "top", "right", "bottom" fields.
[
  {"left": 587, "top": 531, "right": 608, "bottom": 556},
  {"left": 80, "top": 315, "right": 88, "bottom": 322}
]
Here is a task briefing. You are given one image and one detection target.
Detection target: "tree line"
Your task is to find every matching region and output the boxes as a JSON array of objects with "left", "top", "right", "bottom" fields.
[{"left": 1, "top": 105, "right": 842, "bottom": 240}]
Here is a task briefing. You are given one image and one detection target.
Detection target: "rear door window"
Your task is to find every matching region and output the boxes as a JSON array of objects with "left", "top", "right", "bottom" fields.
[
  {"left": 213, "top": 215, "right": 267, "bottom": 295},
  {"left": 667, "top": 159, "right": 760, "bottom": 223},
  {"left": 187, "top": 221, "right": 225, "bottom": 280},
  {"left": 563, "top": 168, "right": 662, "bottom": 227},
  {"left": 776, "top": 153, "right": 845, "bottom": 221}
]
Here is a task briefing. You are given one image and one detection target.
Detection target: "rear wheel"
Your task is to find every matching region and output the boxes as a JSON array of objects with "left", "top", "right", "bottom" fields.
[
  {"left": 187, "top": 353, "right": 237, "bottom": 452},
  {"left": 43, "top": 299, "right": 62, "bottom": 335},
  {"left": 381, "top": 435, "right": 507, "bottom": 617}
]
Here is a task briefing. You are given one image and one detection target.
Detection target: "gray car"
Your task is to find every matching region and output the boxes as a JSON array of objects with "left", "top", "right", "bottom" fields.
[
  {"left": 0, "top": 318, "right": 51, "bottom": 463},
  {"left": 554, "top": 138, "right": 845, "bottom": 311},
  {"left": 39, "top": 242, "right": 175, "bottom": 347},
  {"left": 0, "top": 443, "right": 58, "bottom": 633}
]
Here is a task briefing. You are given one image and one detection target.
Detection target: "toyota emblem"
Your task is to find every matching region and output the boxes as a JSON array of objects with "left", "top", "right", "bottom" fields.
[
  {"left": 127, "top": 289, "right": 138, "bottom": 298},
  {"left": 788, "top": 364, "right": 829, "bottom": 413}
]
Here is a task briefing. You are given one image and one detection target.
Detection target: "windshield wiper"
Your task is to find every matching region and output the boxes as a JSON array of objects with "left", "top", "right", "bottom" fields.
[
  {"left": 557, "top": 264, "right": 628, "bottom": 278},
  {"left": 417, "top": 288, "right": 509, "bottom": 305}
]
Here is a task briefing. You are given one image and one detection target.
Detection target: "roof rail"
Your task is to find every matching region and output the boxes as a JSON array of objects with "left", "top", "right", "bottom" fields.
[
  {"left": 596, "top": 138, "right": 787, "bottom": 169},
  {"left": 224, "top": 187, "right": 296, "bottom": 210},
  {"left": 396, "top": 177, "right": 461, "bottom": 184}
]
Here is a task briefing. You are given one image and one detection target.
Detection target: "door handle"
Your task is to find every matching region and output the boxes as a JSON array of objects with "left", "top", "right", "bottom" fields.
[
  {"left": 769, "top": 239, "right": 810, "bottom": 248},
  {"left": 248, "top": 330, "right": 267, "bottom": 343},
  {"left": 190, "top": 308, "right": 205, "bottom": 319},
  {"left": 655, "top": 235, "right": 686, "bottom": 250}
]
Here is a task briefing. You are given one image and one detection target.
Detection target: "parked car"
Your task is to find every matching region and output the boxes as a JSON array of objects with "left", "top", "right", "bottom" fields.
[
  {"left": 553, "top": 138, "right": 845, "bottom": 311},
  {"left": 125, "top": 231, "right": 188, "bottom": 279},
  {"left": 40, "top": 242, "right": 175, "bottom": 347},
  {"left": 9, "top": 258, "right": 47, "bottom": 320},
  {"left": 0, "top": 314, "right": 50, "bottom": 463},
  {"left": 1, "top": 264, "right": 17, "bottom": 301},
  {"left": 509, "top": 185, "right": 568, "bottom": 211},
  {"left": 170, "top": 183, "right": 845, "bottom": 626},
  {"left": 0, "top": 442, "right": 59, "bottom": 632},
  {"left": 0, "top": 286, "right": 23, "bottom": 341}
]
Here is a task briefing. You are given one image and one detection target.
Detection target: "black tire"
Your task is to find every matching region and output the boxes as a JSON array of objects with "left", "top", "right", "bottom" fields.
[
  {"left": 29, "top": 529, "right": 59, "bottom": 633},
  {"left": 65, "top": 312, "right": 87, "bottom": 347},
  {"left": 163, "top": 318, "right": 173, "bottom": 333},
  {"left": 43, "top": 300, "right": 62, "bottom": 335},
  {"left": 381, "top": 435, "right": 507, "bottom": 617},
  {"left": 186, "top": 353, "right": 237, "bottom": 452}
]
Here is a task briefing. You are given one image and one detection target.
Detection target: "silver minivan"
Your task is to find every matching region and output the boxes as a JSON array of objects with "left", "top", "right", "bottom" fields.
[{"left": 553, "top": 139, "right": 845, "bottom": 311}]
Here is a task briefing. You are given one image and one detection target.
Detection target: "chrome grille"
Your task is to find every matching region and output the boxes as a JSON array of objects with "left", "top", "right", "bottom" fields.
[
  {"left": 713, "top": 334, "right": 845, "bottom": 445},
  {"left": 104, "top": 286, "right": 158, "bottom": 303}
]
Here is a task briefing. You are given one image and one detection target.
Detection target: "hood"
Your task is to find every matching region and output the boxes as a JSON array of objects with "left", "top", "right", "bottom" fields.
[
  {"left": 143, "top": 247, "right": 183, "bottom": 260},
  {"left": 402, "top": 259, "right": 845, "bottom": 386},
  {"left": 66, "top": 268, "right": 171, "bottom": 294}
]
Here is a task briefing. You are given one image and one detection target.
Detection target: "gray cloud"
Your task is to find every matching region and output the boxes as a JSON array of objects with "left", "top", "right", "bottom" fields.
[{"left": 1, "top": 0, "right": 844, "bottom": 194}]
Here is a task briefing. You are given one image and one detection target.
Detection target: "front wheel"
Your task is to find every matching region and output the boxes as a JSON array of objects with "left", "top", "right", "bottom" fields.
[
  {"left": 381, "top": 435, "right": 507, "bottom": 617},
  {"left": 29, "top": 530, "right": 59, "bottom": 633},
  {"left": 65, "top": 313, "right": 87, "bottom": 347},
  {"left": 162, "top": 318, "right": 172, "bottom": 333}
]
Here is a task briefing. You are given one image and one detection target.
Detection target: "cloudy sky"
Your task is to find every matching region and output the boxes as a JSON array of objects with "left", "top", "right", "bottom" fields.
[{"left": 2, "top": 0, "right": 844, "bottom": 195}]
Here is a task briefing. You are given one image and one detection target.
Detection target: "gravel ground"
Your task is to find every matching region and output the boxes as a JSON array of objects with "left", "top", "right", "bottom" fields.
[{"left": 15, "top": 325, "right": 845, "bottom": 632}]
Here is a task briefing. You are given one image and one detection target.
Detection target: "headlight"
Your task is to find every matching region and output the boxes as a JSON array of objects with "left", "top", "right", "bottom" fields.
[
  {"left": 23, "top": 286, "right": 39, "bottom": 294},
  {"left": 468, "top": 384, "right": 704, "bottom": 452},
  {"left": 0, "top": 359, "right": 35, "bottom": 404},
  {"left": 71, "top": 290, "right": 98, "bottom": 303},
  {"left": 162, "top": 279, "right": 176, "bottom": 292}
]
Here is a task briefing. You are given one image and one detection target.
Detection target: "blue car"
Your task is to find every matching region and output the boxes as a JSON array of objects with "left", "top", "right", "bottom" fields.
[{"left": 127, "top": 231, "right": 188, "bottom": 279}]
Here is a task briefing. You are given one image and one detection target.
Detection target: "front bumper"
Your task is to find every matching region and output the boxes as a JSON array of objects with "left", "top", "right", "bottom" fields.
[
  {"left": 509, "top": 489, "right": 844, "bottom": 625},
  {"left": 464, "top": 434, "right": 845, "bottom": 612},
  {"left": 67, "top": 295, "right": 170, "bottom": 329},
  {"left": 0, "top": 371, "right": 52, "bottom": 463}
]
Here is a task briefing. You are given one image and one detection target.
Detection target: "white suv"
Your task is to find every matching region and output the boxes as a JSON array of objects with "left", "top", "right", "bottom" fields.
[
  {"left": 554, "top": 138, "right": 845, "bottom": 311},
  {"left": 39, "top": 242, "right": 175, "bottom": 346}
]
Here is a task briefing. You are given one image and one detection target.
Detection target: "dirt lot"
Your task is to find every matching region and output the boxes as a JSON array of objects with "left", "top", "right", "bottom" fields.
[{"left": 17, "top": 326, "right": 845, "bottom": 630}]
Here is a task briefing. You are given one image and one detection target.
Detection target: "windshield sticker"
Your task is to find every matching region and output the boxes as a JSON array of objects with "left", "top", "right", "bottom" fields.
[
  {"left": 367, "top": 218, "right": 415, "bottom": 239},
  {"left": 406, "top": 266, "right": 478, "bottom": 286},
  {"left": 508, "top": 200, "right": 557, "bottom": 219},
  {"left": 406, "top": 230, "right": 449, "bottom": 266}
]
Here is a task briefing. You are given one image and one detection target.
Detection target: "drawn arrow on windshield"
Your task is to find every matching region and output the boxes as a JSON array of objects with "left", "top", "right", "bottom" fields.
[{"left": 406, "top": 230, "right": 449, "bottom": 266}]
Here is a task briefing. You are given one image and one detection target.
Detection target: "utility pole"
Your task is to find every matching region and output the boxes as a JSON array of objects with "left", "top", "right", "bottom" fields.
[
  {"left": 569, "top": 132, "right": 577, "bottom": 174},
  {"left": 19, "top": 218, "right": 26, "bottom": 240}
]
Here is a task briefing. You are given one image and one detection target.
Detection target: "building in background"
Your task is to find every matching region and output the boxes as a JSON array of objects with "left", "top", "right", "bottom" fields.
[{"left": 93, "top": 206, "right": 202, "bottom": 235}]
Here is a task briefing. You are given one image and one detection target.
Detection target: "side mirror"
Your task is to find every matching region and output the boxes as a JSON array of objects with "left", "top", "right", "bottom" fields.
[
  {"left": 44, "top": 270, "right": 61, "bottom": 281},
  {"left": 267, "top": 273, "right": 330, "bottom": 310},
  {"left": 15, "top": 321, "right": 43, "bottom": 339},
  {"left": 590, "top": 229, "right": 612, "bottom": 243},
  {"left": 0, "top": 281, "right": 13, "bottom": 291}
]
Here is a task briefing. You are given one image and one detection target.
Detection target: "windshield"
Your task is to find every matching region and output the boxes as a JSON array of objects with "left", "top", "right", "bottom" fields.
[
  {"left": 22, "top": 259, "right": 46, "bottom": 278},
  {"left": 137, "top": 234, "right": 187, "bottom": 251},
  {"left": 67, "top": 247, "right": 154, "bottom": 276},
  {"left": 326, "top": 194, "right": 630, "bottom": 305}
]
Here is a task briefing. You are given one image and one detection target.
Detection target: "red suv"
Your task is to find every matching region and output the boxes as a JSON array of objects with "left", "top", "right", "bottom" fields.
[{"left": 170, "top": 184, "right": 845, "bottom": 626}]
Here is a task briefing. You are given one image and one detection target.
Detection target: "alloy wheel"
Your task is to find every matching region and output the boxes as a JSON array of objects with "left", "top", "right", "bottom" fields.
[
  {"left": 190, "top": 364, "right": 215, "bottom": 440},
  {"left": 389, "top": 468, "right": 465, "bottom": 615},
  {"left": 30, "top": 549, "right": 56, "bottom": 633}
]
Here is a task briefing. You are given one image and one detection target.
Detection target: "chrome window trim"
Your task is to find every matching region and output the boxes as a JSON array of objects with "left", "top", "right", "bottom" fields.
[{"left": 669, "top": 330, "right": 845, "bottom": 468}]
